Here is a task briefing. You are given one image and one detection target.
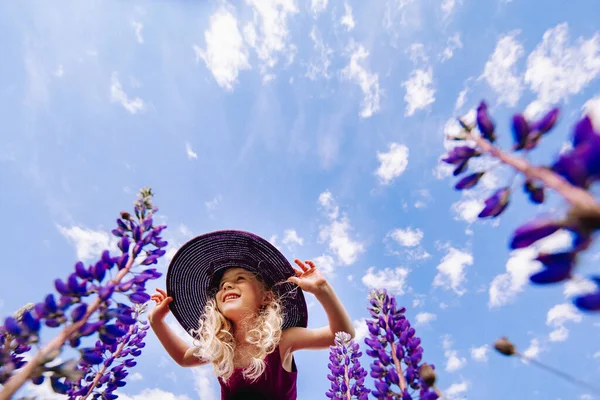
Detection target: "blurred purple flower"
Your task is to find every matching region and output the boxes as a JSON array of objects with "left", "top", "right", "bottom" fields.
[
  {"left": 326, "top": 332, "right": 369, "bottom": 400},
  {"left": 478, "top": 187, "right": 510, "bottom": 218},
  {"left": 477, "top": 101, "right": 496, "bottom": 142}
]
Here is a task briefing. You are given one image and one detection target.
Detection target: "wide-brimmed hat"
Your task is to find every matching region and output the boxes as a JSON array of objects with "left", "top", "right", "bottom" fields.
[{"left": 166, "top": 230, "right": 308, "bottom": 337}]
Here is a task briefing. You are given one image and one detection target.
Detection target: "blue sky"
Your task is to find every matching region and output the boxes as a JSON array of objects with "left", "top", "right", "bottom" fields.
[{"left": 1, "top": 0, "right": 600, "bottom": 399}]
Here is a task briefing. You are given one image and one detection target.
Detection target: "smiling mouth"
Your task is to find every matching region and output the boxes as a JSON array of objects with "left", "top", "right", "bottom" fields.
[{"left": 223, "top": 294, "right": 240, "bottom": 302}]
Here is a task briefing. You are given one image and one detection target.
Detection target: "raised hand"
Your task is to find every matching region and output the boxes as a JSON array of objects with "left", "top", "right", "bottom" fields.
[
  {"left": 287, "top": 259, "right": 328, "bottom": 294},
  {"left": 149, "top": 288, "right": 173, "bottom": 325}
]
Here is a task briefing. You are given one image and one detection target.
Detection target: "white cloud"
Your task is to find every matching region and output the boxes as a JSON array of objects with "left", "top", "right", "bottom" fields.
[
  {"left": 362, "top": 266, "right": 410, "bottom": 295},
  {"left": 318, "top": 191, "right": 340, "bottom": 219},
  {"left": 353, "top": 318, "right": 369, "bottom": 343},
  {"left": 481, "top": 31, "right": 524, "bottom": 106},
  {"left": 314, "top": 254, "right": 335, "bottom": 276},
  {"left": 205, "top": 195, "right": 222, "bottom": 213},
  {"left": 375, "top": 143, "right": 409, "bottom": 185},
  {"left": 282, "top": 229, "right": 304, "bottom": 248},
  {"left": 455, "top": 87, "right": 468, "bottom": 110},
  {"left": 445, "top": 380, "right": 469, "bottom": 399},
  {"left": 194, "top": 8, "right": 250, "bottom": 91},
  {"left": 245, "top": 0, "right": 299, "bottom": 71},
  {"left": 525, "top": 23, "right": 600, "bottom": 106},
  {"left": 129, "top": 372, "right": 143, "bottom": 381},
  {"left": 407, "top": 43, "right": 428, "bottom": 64},
  {"left": 58, "top": 225, "right": 117, "bottom": 262},
  {"left": 119, "top": 388, "right": 192, "bottom": 400},
  {"left": 415, "top": 312, "right": 437, "bottom": 326},
  {"left": 523, "top": 338, "right": 542, "bottom": 360},
  {"left": 131, "top": 21, "right": 144, "bottom": 44},
  {"left": 441, "top": 33, "right": 463, "bottom": 62},
  {"left": 110, "top": 73, "right": 145, "bottom": 114},
  {"left": 451, "top": 198, "right": 483, "bottom": 223},
  {"left": 546, "top": 303, "right": 582, "bottom": 342},
  {"left": 341, "top": 44, "right": 381, "bottom": 118},
  {"left": 433, "top": 247, "right": 474, "bottom": 296},
  {"left": 191, "top": 366, "right": 218, "bottom": 400},
  {"left": 443, "top": 336, "right": 467, "bottom": 372},
  {"left": 186, "top": 143, "right": 198, "bottom": 159},
  {"left": 318, "top": 191, "right": 365, "bottom": 265},
  {"left": 583, "top": 96, "right": 600, "bottom": 130},
  {"left": 55, "top": 65, "right": 64, "bottom": 78},
  {"left": 564, "top": 278, "right": 598, "bottom": 298},
  {"left": 489, "top": 231, "right": 572, "bottom": 308},
  {"left": 311, "top": 0, "right": 328, "bottom": 16},
  {"left": 470, "top": 345, "right": 490, "bottom": 362},
  {"left": 389, "top": 227, "right": 423, "bottom": 247},
  {"left": 441, "top": 0, "right": 461, "bottom": 19},
  {"left": 594, "top": 351, "right": 600, "bottom": 359},
  {"left": 340, "top": 2, "right": 355, "bottom": 31},
  {"left": 402, "top": 67, "right": 436, "bottom": 116},
  {"left": 306, "top": 27, "right": 333, "bottom": 80}
]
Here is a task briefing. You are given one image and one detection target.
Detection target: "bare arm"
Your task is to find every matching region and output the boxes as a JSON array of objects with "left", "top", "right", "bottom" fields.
[
  {"left": 149, "top": 288, "right": 207, "bottom": 368},
  {"left": 281, "top": 262, "right": 355, "bottom": 354},
  {"left": 150, "top": 319, "right": 206, "bottom": 367}
]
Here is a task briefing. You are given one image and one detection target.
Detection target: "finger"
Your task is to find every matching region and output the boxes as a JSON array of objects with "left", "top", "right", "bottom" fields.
[
  {"left": 287, "top": 276, "right": 301, "bottom": 286},
  {"left": 150, "top": 295, "right": 161, "bottom": 301},
  {"left": 294, "top": 259, "right": 309, "bottom": 272},
  {"left": 305, "top": 260, "right": 316, "bottom": 270},
  {"left": 295, "top": 269, "right": 303, "bottom": 277},
  {"left": 151, "top": 293, "right": 165, "bottom": 301},
  {"left": 156, "top": 288, "right": 168, "bottom": 296}
]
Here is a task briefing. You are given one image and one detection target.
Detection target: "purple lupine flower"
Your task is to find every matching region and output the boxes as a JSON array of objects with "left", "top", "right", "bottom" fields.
[
  {"left": 68, "top": 305, "right": 150, "bottom": 400},
  {"left": 455, "top": 172, "right": 485, "bottom": 190},
  {"left": 364, "top": 289, "right": 438, "bottom": 400},
  {"left": 574, "top": 276, "right": 600, "bottom": 312},
  {"left": 477, "top": 101, "right": 496, "bottom": 142},
  {"left": 326, "top": 332, "right": 369, "bottom": 400},
  {"left": 512, "top": 114, "right": 530, "bottom": 151},
  {"left": 552, "top": 116, "right": 600, "bottom": 188},
  {"left": 510, "top": 218, "right": 564, "bottom": 249},
  {"left": 478, "top": 187, "right": 510, "bottom": 218},
  {"left": 529, "top": 252, "right": 576, "bottom": 284},
  {"left": 524, "top": 180, "right": 545, "bottom": 204},
  {"left": 0, "top": 188, "right": 167, "bottom": 398}
]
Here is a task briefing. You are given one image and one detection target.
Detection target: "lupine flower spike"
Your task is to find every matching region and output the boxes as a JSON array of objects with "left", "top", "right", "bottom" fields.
[
  {"left": 0, "top": 188, "right": 167, "bottom": 399},
  {"left": 364, "top": 289, "right": 439, "bottom": 400},
  {"left": 442, "top": 100, "right": 600, "bottom": 312},
  {"left": 326, "top": 332, "right": 369, "bottom": 400}
]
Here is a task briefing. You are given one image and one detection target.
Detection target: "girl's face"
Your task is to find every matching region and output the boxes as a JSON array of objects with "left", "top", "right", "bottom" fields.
[{"left": 216, "top": 268, "right": 268, "bottom": 323}]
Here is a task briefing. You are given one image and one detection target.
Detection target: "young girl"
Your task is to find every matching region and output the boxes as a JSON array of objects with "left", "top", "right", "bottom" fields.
[{"left": 149, "top": 230, "right": 355, "bottom": 400}]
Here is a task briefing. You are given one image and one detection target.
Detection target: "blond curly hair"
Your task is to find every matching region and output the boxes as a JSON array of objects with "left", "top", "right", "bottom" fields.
[{"left": 190, "top": 275, "right": 284, "bottom": 382}]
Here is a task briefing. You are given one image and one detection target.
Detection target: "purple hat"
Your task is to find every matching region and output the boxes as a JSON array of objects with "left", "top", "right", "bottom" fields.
[{"left": 166, "top": 230, "right": 308, "bottom": 337}]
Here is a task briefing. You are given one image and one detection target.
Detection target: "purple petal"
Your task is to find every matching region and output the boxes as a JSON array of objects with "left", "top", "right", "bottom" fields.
[
  {"left": 453, "top": 159, "right": 469, "bottom": 176},
  {"left": 477, "top": 101, "right": 496, "bottom": 142},
  {"left": 4, "top": 317, "right": 22, "bottom": 336},
  {"left": 573, "top": 116, "right": 595, "bottom": 147},
  {"left": 92, "top": 262, "right": 107, "bottom": 282},
  {"left": 118, "top": 237, "right": 131, "bottom": 254},
  {"left": 552, "top": 151, "right": 590, "bottom": 187},
  {"left": 99, "top": 285, "right": 115, "bottom": 301},
  {"left": 75, "top": 262, "right": 91, "bottom": 279},
  {"left": 129, "top": 292, "right": 151, "bottom": 304},
  {"left": 55, "top": 279, "right": 70, "bottom": 296},
  {"left": 574, "top": 291, "right": 600, "bottom": 311},
  {"left": 478, "top": 187, "right": 510, "bottom": 218},
  {"left": 44, "top": 294, "right": 58, "bottom": 313},
  {"left": 510, "top": 219, "right": 563, "bottom": 249},
  {"left": 71, "top": 303, "right": 88, "bottom": 323},
  {"left": 22, "top": 311, "right": 40, "bottom": 332},
  {"left": 532, "top": 107, "right": 559, "bottom": 135},
  {"left": 512, "top": 114, "right": 530, "bottom": 150},
  {"left": 455, "top": 172, "right": 484, "bottom": 190},
  {"left": 530, "top": 264, "right": 572, "bottom": 284}
]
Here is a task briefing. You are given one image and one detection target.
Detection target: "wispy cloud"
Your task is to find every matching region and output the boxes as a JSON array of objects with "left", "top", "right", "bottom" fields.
[
  {"left": 362, "top": 266, "right": 410, "bottom": 295},
  {"left": 375, "top": 143, "right": 409, "bottom": 185},
  {"left": 341, "top": 44, "right": 381, "bottom": 118},
  {"left": 131, "top": 21, "right": 144, "bottom": 44},
  {"left": 402, "top": 67, "right": 436, "bottom": 116},
  {"left": 340, "top": 2, "right": 355, "bottom": 31},
  {"left": 110, "top": 73, "right": 145, "bottom": 114},
  {"left": 480, "top": 31, "right": 524, "bottom": 106}
]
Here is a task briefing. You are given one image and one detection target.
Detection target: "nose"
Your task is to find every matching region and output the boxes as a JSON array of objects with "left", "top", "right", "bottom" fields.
[{"left": 222, "top": 281, "right": 234, "bottom": 291}]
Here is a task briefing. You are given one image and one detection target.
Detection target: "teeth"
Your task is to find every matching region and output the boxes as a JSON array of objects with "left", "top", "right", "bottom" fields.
[{"left": 224, "top": 294, "right": 239, "bottom": 301}]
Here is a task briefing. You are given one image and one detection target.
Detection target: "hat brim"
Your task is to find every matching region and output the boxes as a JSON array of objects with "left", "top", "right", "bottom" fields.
[{"left": 166, "top": 230, "right": 308, "bottom": 337}]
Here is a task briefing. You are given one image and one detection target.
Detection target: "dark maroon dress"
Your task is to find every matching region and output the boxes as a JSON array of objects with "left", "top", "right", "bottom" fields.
[{"left": 218, "top": 346, "right": 298, "bottom": 400}]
